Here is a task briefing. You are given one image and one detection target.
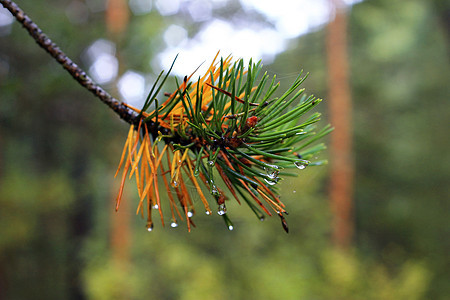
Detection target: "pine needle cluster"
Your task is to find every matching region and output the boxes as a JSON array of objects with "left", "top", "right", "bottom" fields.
[{"left": 115, "top": 53, "right": 332, "bottom": 232}]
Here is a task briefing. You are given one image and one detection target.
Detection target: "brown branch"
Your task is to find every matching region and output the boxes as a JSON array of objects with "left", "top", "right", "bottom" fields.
[{"left": 0, "top": 0, "right": 139, "bottom": 125}]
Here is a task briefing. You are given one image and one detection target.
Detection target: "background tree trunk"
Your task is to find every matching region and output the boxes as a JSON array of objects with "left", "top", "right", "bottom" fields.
[
  {"left": 326, "top": 0, "right": 354, "bottom": 249},
  {"left": 107, "top": 0, "right": 132, "bottom": 287}
]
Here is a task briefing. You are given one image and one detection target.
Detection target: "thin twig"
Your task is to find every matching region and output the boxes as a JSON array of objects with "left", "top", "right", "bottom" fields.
[{"left": 0, "top": 0, "right": 139, "bottom": 125}]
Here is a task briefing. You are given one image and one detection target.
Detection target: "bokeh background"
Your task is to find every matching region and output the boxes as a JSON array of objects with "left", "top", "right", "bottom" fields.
[{"left": 0, "top": 0, "right": 449, "bottom": 299}]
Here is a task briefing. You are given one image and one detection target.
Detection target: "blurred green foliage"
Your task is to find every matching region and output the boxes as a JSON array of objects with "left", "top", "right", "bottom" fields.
[{"left": 0, "top": 0, "right": 448, "bottom": 299}]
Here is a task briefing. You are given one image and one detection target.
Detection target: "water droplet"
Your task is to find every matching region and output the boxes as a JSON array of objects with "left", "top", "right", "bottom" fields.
[
  {"left": 172, "top": 180, "right": 179, "bottom": 187},
  {"left": 152, "top": 204, "right": 159, "bottom": 209},
  {"left": 187, "top": 210, "right": 194, "bottom": 218},
  {"left": 217, "top": 203, "right": 227, "bottom": 215},
  {"left": 205, "top": 210, "right": 211, "bottom": 215},
  {"left": 228, "top": 225, "right": 234, "bottom": 231},
  {"left": 293, "top": 190, "right": 296, "bottom": 193},
  {"left": 194, "top": 168, "right": 200, "bottom": 176},
  {"left": 294, "top": 159, "right": 310, "bottom": 170},
  {"left": 264, "top": 178, "right": 278, "bottom": 186},
  {"left": 170, "top": 221, "right": 178, "bottom": 228},
  {"left": 207, "top": 160, "right": 214, "bottom": 166},
  {"left": 146, "top": 224, "right": 154, "bottom": 232},
  {"left": 259, "top": 216, "right": 266, "bottom": 221},
  {"left": 211, "top": 185, "right": 220, "bottom": 197},
  {"left": 264, "top": 165, "right": 279, "bottom": 179}
]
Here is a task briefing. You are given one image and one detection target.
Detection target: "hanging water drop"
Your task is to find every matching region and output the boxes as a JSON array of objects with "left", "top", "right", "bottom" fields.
[
  {"left": 205, "top": 210, "right": 211, "bottom": 215},
  {"left": 187, "top": 210, "right": 194, "bottom": 218},
  {"left": 172, "top": 180, "right": 179, "bottom": 187},
  {"left": 264, "top": 178, "right": 278, "bottom": 186},
  {"left": 211, "top": 185, "right": 220, "bottom": 197},
  {"left": 170, "top": 221, "right": 178, "bottom": 228},
  {"left": 146, "top": 224, "right": 154, "bottom": 232},
  {"left": 217, "top": 203, "right": 227, "bottom": 215},
  {"left": 228, "top": 225, "right": 234, "bottom": 231},
  {"left": 259, "top": 216, "right": 266, "bottom": 221},
  {"left": 264, "top": 165, "right": 279, "bottom": 179},
  {"left": 294, "top": 159, "right": 310, "bottom": 170},
  {"left": 152, "top": 204, "right": 159, "bottom": 209},
  {"left": 207, "top": 160, "right": 214, "bottom": 166}
]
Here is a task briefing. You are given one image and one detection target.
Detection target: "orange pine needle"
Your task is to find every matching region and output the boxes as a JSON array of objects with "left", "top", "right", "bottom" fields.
[
  {"left": 253, "top": 177, "right": 286, "bottom": 208},
  {"left": 216, "top": 163, "right": 241, "bottom": 205},
  {"left": 256, "top": 187, "right": 285, "bottom": 214},
  {"left": 184, "top": 157, "right": 212, "bottom": 214},
  {"left": 114, "top": 125, "right": 133, "bottom": 178}
]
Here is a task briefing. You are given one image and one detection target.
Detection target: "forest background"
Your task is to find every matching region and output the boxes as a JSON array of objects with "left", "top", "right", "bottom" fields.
[{"left": 0, "top": 0, "right": 448, "bottom": 299}]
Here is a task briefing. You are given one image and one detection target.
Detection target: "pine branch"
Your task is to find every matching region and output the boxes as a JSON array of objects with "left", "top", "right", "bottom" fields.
[
  {"left": 0, "top": 0, "right": 139, "bottom": 125},
  {"left": 115, "top": 56, "right": 332, "bottom": 233},
  {"left": 2, "top": 0, "right": 332, "bottom": 233}
]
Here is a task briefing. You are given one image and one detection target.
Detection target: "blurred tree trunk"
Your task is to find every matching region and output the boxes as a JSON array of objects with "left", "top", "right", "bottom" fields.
[
  {"left": 107, "top": 0, "right": 131, "bottom": 276},
  {"left": 110, "top": 193, "right": 131, "bottom": 265},
  {"left": 326, "top": 0, "right": 354, "bottom": 249},
  {"left": 106, "top": 0, "right": 130, "bottom": 37}
]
